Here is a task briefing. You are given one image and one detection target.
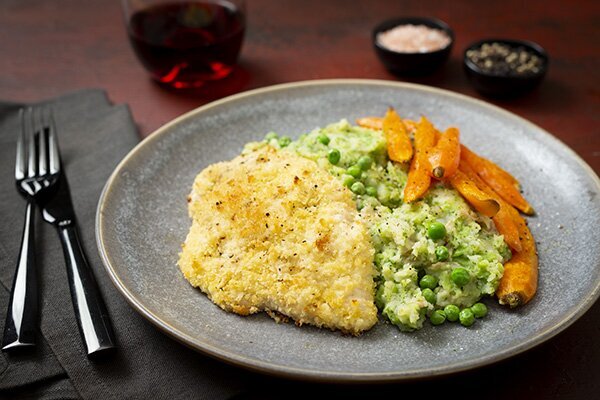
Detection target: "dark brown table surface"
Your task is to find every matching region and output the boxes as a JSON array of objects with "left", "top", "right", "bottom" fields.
[{"left": 1, "top": 0, "right": 599, "bottom": 398}]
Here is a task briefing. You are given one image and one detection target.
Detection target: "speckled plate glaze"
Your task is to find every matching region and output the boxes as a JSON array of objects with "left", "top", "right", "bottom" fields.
[{"left": 96, "top": 80, "right": 600, "bottom": 382}]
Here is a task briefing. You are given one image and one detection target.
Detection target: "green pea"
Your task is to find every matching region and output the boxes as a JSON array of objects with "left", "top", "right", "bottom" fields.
[
  {"left": 471, "top": 302, "right": 488, "bottom": 318},
  {"left": 357, "top": 155, "right": 373, "bottom": 170},
  {"left": 444, "top": 305, "right": 460, "bottom": 322},
  {"left": 451, "top": 267, "right": 470, "bottom": 287},
  {"left": 341, "top": 174, "right": 355, "bottom": 188},
  {"left": 278, "top": 136, "right": 291, "bottom": 147},
  {"left": 459, "top": 308, "right": 475, "bottom": 327},
  {"left": 366, "top": 186, "right": 378, "bottom": 197},
  {"left": 350, "top": 182, "right": 366, "bottom": 195},
  {"left": 422, "top": 288, "right": 436, "bottom": 304},
  {"left": 427, "top": 221, "right": 446, "bottom": 240},
  {"left": 264, "top": 132, "right": 278, "bottom": 141},
  {"left": 347, "top": 165, "right": 362, "bottom": 178},
  {"left": 327, "top": 149, "right": 341, "bottom": 165},
  {"left": 430, "top": 310, "right": 446, "bottom": 325},
  {"left": 419, "top": 274, "right": 438, "bottom": 290},
  {"left": 435, "top": 245, "right": 450, "bottom": 261},
  {"left": 317, "top": 134, "right": 330, "bottom": 145}
]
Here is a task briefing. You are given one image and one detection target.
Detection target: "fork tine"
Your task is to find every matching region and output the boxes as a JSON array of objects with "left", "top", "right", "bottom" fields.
[
  {"left": 26, "top": 107, "right": 37, "bottom": 178},
  {"left": 38, "top": 108, "right": 49, "bottom": 176},
  {"left": 15, "top": 109, "right": 27, "bottom": 180},
  {"left": 47, "top": 109, "right": 61, "bottom": 175}
]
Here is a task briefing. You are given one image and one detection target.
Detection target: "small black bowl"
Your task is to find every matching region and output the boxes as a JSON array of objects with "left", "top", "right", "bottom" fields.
[
  {"left": 373, "top": 17, "right": 454, "bottom": 76},
  {"left": 463, "top": 39, "right": 548, "bottom": 97}
]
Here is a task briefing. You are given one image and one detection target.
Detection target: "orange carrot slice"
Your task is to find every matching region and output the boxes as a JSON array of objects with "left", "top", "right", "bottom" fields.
[
  {"left": 404, "top": 117, "right": 437, "bottom": 202},
  {"left": 496, "top": 205, "right": 538, "bottom": 307},
  {"left": 461, "top": 146, "right": 534, "bottom": 215},
  {"left": 428, "top": 127, "right": 461, "bottom": 179},
  {"left": 447, "top": 170, "right": 500, "bottom": 217},
  {"left": 383, "top": 108, "right": 413, "bottom": 163}
]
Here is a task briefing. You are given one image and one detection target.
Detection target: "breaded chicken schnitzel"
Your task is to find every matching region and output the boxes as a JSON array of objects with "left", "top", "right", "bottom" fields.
[{"left": 178, "top": 146, "right": 377, "bottom": 335}]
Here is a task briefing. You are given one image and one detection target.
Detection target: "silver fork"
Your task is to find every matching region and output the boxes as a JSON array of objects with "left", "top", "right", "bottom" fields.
[{"left": 2, "top": 107, "right": 60, "bottom": 350}]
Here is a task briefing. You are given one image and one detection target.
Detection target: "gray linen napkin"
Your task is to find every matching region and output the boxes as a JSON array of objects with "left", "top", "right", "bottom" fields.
[{"left": 0, "top": 90, "right": 246, "bottom": 399}]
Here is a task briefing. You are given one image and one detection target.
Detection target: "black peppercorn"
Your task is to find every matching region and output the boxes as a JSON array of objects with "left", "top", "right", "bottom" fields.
[{"left": 466, "top": 42, "right": 543, "bottom": 76}]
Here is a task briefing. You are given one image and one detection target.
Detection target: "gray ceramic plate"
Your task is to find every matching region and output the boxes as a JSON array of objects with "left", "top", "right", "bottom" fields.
[{"left": 96, "top": 79, "right": 600, "bottom": 382}]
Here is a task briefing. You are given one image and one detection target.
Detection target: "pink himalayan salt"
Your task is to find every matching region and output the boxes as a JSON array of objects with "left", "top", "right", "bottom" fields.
[{"left": 377, "top": 24, "right": 451, "bottom": 53}]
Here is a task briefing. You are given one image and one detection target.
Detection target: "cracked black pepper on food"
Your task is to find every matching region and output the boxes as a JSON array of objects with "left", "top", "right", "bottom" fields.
[{"left": 466, "top": 42, "right": 543, "bottom": 76}]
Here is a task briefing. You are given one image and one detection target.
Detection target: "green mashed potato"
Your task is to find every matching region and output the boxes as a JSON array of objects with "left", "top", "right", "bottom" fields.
[{"left": 244, "top": 120, "right": 511, "bottom": 331}]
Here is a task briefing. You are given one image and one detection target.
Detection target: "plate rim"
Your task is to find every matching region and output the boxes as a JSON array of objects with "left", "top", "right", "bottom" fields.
[{"left": 96, "top": 78, "right": 600, "bottom": 382}]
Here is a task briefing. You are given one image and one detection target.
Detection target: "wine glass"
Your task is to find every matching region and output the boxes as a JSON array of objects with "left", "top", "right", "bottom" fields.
[{"left": 122, "top": 0, "right": 246, "bottom": 89}]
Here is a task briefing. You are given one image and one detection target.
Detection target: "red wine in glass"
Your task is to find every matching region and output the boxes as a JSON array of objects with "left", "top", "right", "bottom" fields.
[{"left": 126, "top": 1, "right": 245, "bottom": 88}]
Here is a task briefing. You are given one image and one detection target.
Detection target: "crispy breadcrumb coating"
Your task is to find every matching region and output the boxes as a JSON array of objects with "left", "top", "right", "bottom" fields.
[{"left": 178, "top": 147, "right": 377, "bottom": 334}]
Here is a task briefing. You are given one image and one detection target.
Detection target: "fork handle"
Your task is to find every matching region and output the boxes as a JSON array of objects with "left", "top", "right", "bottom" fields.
[
  {"left": 2, "top": 200, "right": 38, "bottom": 350},
  {"left": 57, "top": 224, "right": 116, "bottom": 357}
]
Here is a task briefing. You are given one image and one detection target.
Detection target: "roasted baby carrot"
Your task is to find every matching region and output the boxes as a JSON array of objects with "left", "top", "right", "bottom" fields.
[
  {"left": 356, "top": 117, "right": 418, "bottom": 134},
  {"left": 402, "top": 119, "right": 418, "bottom": 135},
  {"left": 356, "top": 116, "right": 383, "bottom": 131},
  {"left": 404, "top": 117, "right": 437, "bottom": 202},
  {"left": 460, "top": 161, "right": 522, "bottom": 252},
  {"left": 447, "top": 170, "right": 500, "bottom": 217},
  {"left": 461, "top": 146, "right": 534, "bottom": 215},
  {"left": 428, "top": 127, "right": 461, "bottom": 179},
  {"left": 491, "top": 203, "right": 523, "bottom": 253},
  {"left": 383, "top": 108, "right": 413, "bottom": 163},
  {"left": 496, "top": 205, "right": 538, "bottom": 307},
  {"left": 461, "top": 145, "right": 520, "bottom": 187}
]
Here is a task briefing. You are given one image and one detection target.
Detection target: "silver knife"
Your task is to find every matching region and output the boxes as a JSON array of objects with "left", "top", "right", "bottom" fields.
[{"left": 41, "top": 171, "right": 116, "bottom": 357}]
